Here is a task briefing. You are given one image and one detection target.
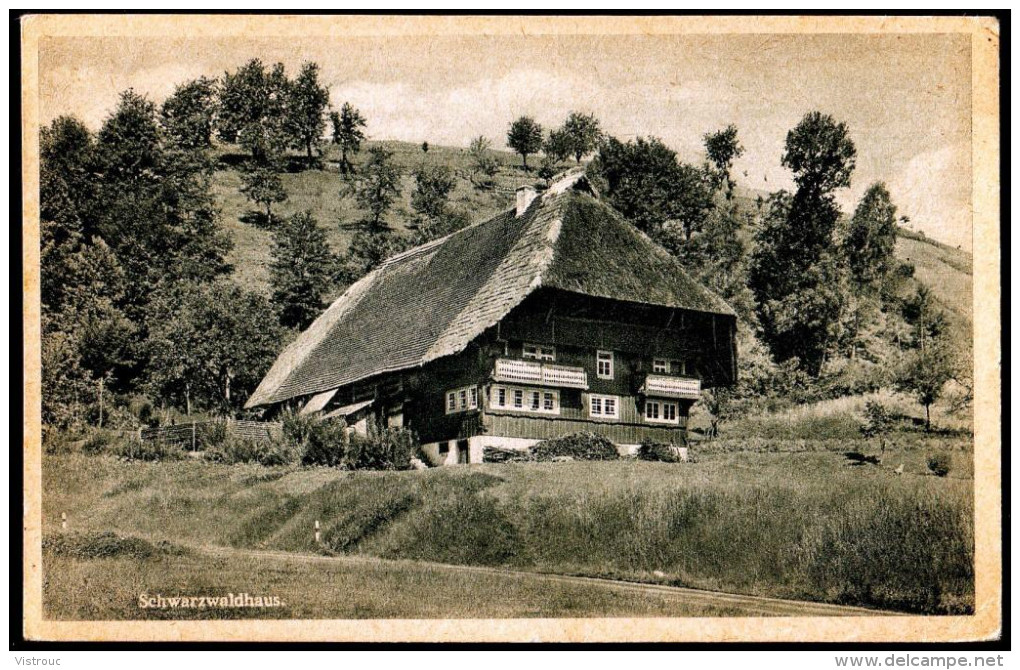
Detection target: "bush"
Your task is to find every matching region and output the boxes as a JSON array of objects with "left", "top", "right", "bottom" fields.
[
  {"left": 81, "top": 430, "right": 114, "bottom": 455},
  {"left": 860, "top": 400, "right": 894, "bottom": 438},
  {"left": 111, "top": 437, "right": 186, "bottom": 462},
  {"left": 204, "top": 436, "right": 296, "bottom": 467},
  {"left": 281, "top": 412, "right": 350, "bottom": 467},
  {"left": 43, "top": 427, "right": 77, "bottom": 455},
  {"left": 636, "top": 439, "right": 688, "bottom": 463},
  {"left": 926, "top": 453, "right": 952, "bottom": 477},
  {"left": 531, "top": 432, "right": 619, "bottom": 461},
  {"left": 349, "top": 420, "right": 418, "bottom": 470},
  {"left": 199, "top": 421, "right": 228, "bottom": 450}
]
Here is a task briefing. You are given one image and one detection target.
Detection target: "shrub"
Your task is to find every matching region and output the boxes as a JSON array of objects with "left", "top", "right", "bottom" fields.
[
  {"left": 636, "top": 439, "right": 688, "bottom": 463},
  {"left": 860, "top": 400, "right": 893, "bottom": 438},
  {"left": 111, "top": 437, "right": 186, "bottom": 462},
  {"left": 81, "top": 430, "right": 114, "bottom": 455},
  {"left": 531, "top": 432, "right": 619, "bottom": 461},
  {"left": 199, "top": 421, "right": 228, "bottom": 450},
  {"left": 281, "top": 412, "right": 351, "bottom": 467},
  {"left": 43, "top": 427, "right": 77, "bottom": 455},
  {"left": 926, "top": 453, "right": 952, "bottom": 477},
  {"left": 205, "top": 436, "right": 296, "bottom": 467},
  {"left": 349, "top": 420, "right": 418, "bottom": 470}
]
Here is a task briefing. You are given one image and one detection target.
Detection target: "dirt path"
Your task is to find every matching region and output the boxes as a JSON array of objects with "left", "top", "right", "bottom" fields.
[{"left": 198, "top": 544, "right": 896, "bottom": 617}]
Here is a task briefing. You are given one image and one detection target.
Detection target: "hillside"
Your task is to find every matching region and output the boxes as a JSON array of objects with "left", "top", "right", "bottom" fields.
[
  {"left": 214, "top": 140, "right": 533, "bottom": 291},
  {"left": 212, "top": 143, "right": 974, "bottom": 331}
]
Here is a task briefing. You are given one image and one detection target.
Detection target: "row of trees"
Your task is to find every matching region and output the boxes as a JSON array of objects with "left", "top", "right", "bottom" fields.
[{"left": 506, "top": 111, "right": 603, "bottom": 171}]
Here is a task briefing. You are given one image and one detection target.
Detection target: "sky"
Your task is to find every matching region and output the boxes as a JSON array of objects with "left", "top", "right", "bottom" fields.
[{"left": 38, "top": 32, "right": 972, "bottom": 249}]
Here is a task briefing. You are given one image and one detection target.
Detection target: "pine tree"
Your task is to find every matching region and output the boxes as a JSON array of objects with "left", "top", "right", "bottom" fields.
[
  {"left": 348, "top": 147, "right": 401, "bottom": 231},
  {"left": 270, "top": 211, "right": 336, "bottom": 329}
]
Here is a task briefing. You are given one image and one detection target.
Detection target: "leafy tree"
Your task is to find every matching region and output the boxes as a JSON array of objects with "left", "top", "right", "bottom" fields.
[
  {"left": 270, "top": 211, "right": 337, "bottom": 329},
  {"left": 897, "top": 339, "right": 955, "bottom": 431},
  {"left": 287, "top": 62, "right": 330, "bottom": 160},
  {"left": 160, "top": 77, "right": 218, "bottom": 151},
  {"left": 468, "top": 135, "right": 499, "bottom": 187},
  {"left": 543, "top": 127, "right": 572, "bottom": 164},
  {"left": 330, "top": 102, "right": 367, "bottom": 174},
  {"left": 506, "top": 116, "right": 543, "bottom": 171},
  {"left": 347, "top": 147, "right": 401, "bottom": 230},
  {"left": 411, "top": 163, "right": 456, "bottom": 219},
  {"left": 146, "top": 281, "right": 285, "bottom": 413},
  {"left": 217, "top": 59, "right": 291, "bottom": 163},
  {"left": 94, "top": 89, "right": 163, "bottom": 183},
  {"left": 593, "top": 136, "right": 711, "bottom": 244},
  {"left": 749, "top": 112, "right": 857, "bottom": 375},
  {"left": 40, "top": 116, "right": 96, "bottom": 236},
  {"left": 703, "top": 124, "right": 744, "bottom": 198},
  {"left": 558, "top": 111, "right": 602, "bottom": 162},
  {"left": 239, "top": 163, "right": 288, "bottom": 224}
]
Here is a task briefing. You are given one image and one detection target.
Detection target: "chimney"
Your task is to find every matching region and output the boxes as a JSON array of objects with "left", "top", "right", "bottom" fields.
[{"left": 516, "top": 186, "right": 538, "bottom": 217}]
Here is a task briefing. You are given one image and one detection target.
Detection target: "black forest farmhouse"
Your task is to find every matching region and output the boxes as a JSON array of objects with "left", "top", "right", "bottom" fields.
[{"left": 246, "top": 170, "right": 737, "bottom": 465}]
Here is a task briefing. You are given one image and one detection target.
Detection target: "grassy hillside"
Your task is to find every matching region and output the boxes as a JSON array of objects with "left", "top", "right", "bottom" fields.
[
  {"left": 214, "top": 141, "right": 533, "bottom": 292},
  {"left": 44, "top": 443, "right": 973, "bottom": 615}
]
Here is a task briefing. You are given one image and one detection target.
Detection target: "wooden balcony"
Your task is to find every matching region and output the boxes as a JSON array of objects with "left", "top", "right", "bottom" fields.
[
  {"left": 493, "top": 358, "right": 589, "bottom": 389},
  {"left": 639, "top": 374, "right": 701, "bottom": 399}
]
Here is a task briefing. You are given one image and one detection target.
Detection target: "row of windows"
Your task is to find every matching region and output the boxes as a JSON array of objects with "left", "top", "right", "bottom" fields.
[
  {"left": 447, "top": 385, "right": 679, "bottom": 424},
  {"left": 491, "top": 385, "right": 560, "bottom": 414},
  {"left": 445, "top": 386, "right": 479, "bottom": 414},
  {"left": 522, "top": 343, "right": 687, "bottom": 378}
]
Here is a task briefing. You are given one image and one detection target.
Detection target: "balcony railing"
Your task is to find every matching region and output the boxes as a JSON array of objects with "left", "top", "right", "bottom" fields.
[
  {"left": 493, "top": 358, "right": 589, "bottom": 389},
  {"left": 640, "top": 374, "right": 701, "bottom": 399}
]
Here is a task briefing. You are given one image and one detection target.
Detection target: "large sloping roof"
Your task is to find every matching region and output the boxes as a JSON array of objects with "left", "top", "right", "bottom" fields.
[{"left": 247, "top": 171, "right": 735, "bottom": 408}]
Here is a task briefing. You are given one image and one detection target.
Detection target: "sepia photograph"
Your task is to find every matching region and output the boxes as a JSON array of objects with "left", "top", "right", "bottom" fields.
[{"left": 19, "top": 13, "right": 1001, "bottom": 644}]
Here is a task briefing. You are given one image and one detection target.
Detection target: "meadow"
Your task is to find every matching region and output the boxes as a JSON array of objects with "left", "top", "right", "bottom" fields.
[{"left": 42, "top": 417, "right": 974, "bottom": 619}]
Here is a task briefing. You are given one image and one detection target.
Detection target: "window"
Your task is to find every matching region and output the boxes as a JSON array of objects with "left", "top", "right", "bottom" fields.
[
  {"left": 645, "top": 399, "right": 679, "bottom": 424},
  {"left": 523, "top": 343, "right": 555, "bottom": 362},
  {"left": 653, "top": 359, "right": 669, "bottom": 374},
  {"left": 490, "top": 385, "right": 558, "bottom": 414},
  {"left": 438, "top": 442, "right": 449, "bottom": 455},
  {"left": 597, "top": 350, "right": 614, "bottom": 379},
  {"left": 589, "top": 394, "right": 620, "bottom": 419},
  {"left": 445, "top": 386, "right": 478, "bottom": 414}
]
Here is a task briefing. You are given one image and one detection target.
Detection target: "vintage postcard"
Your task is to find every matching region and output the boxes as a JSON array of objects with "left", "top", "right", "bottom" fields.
[{"left": 20, "top": 14, "right": 1001, "bottom": 643}]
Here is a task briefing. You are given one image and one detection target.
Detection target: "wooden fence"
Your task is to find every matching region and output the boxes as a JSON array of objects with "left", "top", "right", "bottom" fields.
[{"left": 139, "top": 419, "right": 282, "bottom": 450}]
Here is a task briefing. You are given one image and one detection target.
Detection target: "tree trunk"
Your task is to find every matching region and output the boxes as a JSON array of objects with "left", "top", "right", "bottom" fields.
[
  {"left": 925, "top": 404, "right": 931, "bottom": 432},
  {"left": 97, "top": 377, "right": 104, "bottom": 428},
  {"left": 522, "top": 154, "right": 529, "bottom": 171},
  {"left": 185, "top": 384, "right": 192, "bottom": 417},
  {"left": 307, "top": 139, "right": 313, "bottom": 160}
]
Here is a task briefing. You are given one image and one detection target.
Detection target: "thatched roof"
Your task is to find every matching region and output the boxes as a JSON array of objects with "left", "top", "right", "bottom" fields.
[{"left": 247, "top": 171, "right": 735, "bottom": 408}]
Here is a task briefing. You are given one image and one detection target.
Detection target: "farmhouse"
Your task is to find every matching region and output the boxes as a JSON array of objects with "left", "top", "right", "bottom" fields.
[{"left": 246, "top": 170, "right": 737, "bottom": 465}]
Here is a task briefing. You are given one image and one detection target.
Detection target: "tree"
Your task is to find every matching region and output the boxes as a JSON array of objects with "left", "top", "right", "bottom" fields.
[
  {"left": 411, "top": 163, "right": 456, "bottom": 219},
  {"left": 897, "top": 340, "right": 954, "bottom": 431},
  {"left": 287, "top": 62, "right": 330, "bottom": 160},
  {"left": 593, "top": 135, "right": 711, "bottom": 245},
  {"left": 841, "top": 182, "right": 899, "bottom": 357},
  {"left": 95, "top": 89, "right": 163, "bottom": 183},
  {"left": 749, "top": 112, "right": 857, "bottom": 376},
  {"left": 843, "top": 182, "right": 899, "bottom": 291},
  {"left": 146, "top": 281, "right": 285, "bottom": 413},
  {"left": 543, "top": 127, "right": 572, "bottom": 164},
  {"left": 337, "top": 229, "right": 415, "bottom": 285},
  {"left": 468, "top": 135, "right": 499, "bottom": 187},
  {"left": 270, "top": 211, "right": 337, "bottom": 329},
  {"left": 348, "top": 147, "right": 402, "bottom": 230},
  {"left": 160, "top": 77, "right": 218, "bottom": 151},
  {"left": 558, "top": 111, "right": 602, "bottom": 162},
  {"left": 703, "top": 124, "right": 744, "bottom": 199},
  {"left": 330, "top": 102, "right": 367, "bottom": 174},
  {"left": 217, "top": 59, "right": 291, "bottom": 163},
  {"left": 40, "top": 115, "right": 96, "bottom": 235},
  {"left": 240, "top": 163, "right": 288, "bottom": 224},
  {"left": 506, "top": 116, "right": 543, "bottom": 171}
]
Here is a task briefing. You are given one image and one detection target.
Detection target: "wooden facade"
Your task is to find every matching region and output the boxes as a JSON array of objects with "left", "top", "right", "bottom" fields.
[{"left": 297, "top": 288, "right": 735, "bottom": 463}]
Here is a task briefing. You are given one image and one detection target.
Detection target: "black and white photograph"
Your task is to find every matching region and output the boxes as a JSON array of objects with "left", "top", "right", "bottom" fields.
[{"left": 18, "top": 13, "right": 1002, "bottom": 645}]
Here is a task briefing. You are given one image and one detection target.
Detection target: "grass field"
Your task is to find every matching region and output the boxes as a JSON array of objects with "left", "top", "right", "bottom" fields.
[{"left": 42, "top": 436, "right": 974, "bottom": 618}]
